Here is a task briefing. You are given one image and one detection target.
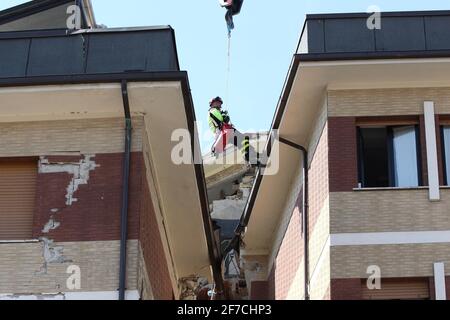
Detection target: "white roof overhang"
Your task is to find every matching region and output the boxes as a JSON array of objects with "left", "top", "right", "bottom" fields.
[{"left": 244, "top": 56, "right": 450, "bottom": 255}]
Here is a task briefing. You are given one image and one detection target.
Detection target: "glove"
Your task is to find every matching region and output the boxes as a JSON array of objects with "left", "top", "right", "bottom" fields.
[{"left": 222, "top": 111, "right": 231, "bottom": 124}]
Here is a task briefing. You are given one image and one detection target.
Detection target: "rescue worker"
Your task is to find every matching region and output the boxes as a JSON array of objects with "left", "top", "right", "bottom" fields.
[
  {"left": 208, "top": 96, "right": 228, "bottom": 136},
  {"left": 208, "top": 96, "right": 256, "bottom": 165},
  {"left": 219, "top": 0, "right": 244, "bottom": 34}
]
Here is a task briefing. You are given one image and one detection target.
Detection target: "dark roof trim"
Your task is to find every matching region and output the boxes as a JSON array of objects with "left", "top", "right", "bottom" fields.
[
  {"left": 0, "top": 71, "right": 222, "bottom": 290},
  {"left": 297, "top": 50, "right": 450, "bottom": 62},
  {"left": 0, "top": 71, "right": 185, "bottom": 86},
  {"left": 73, "top": 25, "right": 174, "bottom": 34},
  {"left": 0, "top": 0, "right": 73, "bottom": 25},
  {"left": 0, "top": 25, "right": 173, "bottom": 39},
  {"left": 271, "top": 56, "right": 302, "bottom": 131},
  {"left": 0, "top": 28, "right": 69, "bottom": 39},
  {"left": 170, "top": 27, "right": 182, "bottom": 78},
  {"left": 306, "top": 10, "right": 450, "bottom": 20}
]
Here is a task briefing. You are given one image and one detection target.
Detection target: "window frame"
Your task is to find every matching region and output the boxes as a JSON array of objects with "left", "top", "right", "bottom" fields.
[
  {"left": 440, "top": 125, "right": 450, "bottom": 186},
  {"left": 357, "top": 122, "right": 423, "bottom": 189}
]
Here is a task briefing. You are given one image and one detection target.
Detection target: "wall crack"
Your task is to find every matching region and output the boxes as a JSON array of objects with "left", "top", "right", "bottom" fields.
[
  {"left": 39, "top": 155, "right": 99, "bottom": 206},
  {"left": 36, "top": 155, "right": 99, "bottom": 275}
]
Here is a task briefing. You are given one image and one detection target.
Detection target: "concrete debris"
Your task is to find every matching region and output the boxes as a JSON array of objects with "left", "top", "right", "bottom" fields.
[
  {"left": 209, "top": 167, "right": 258, "bottom": 301},
  {"left": 179, "top": 276, "right": 212, "bottom": 300},
  {"left": 211, "top": 201, "right": 246, "bottom": 220},
  {"left": 211, "top": 171, "right": 254, "bottom": 221}
]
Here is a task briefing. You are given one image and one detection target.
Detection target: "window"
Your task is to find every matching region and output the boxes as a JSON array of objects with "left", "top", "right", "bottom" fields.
[
  {"left": 358, "top": 125, "right": 422, "bottom": 188},
  {"left": 0, "top": 160, "right": 37, "bottom": 240},
  {"left": 361, "top": 278, "right": 430, "bottom": 300},
  {"left": 442, "top": 126, "right": 450, "bottom": 185}
]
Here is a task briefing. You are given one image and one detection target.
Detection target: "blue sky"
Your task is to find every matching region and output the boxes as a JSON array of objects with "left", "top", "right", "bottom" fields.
[{"left": 2, "top": 0, "right": 450, "bottom": 149}]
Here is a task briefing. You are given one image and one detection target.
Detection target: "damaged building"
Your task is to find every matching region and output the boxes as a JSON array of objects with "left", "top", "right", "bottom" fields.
[
  {"left": 0, "top": 0, "right": 222, "bottom": 300},
  {"left": 204, "top": 132, "right": 268, "bottom": 299},
  {"left": 4, "top": 0, "right": 450, "bottom": 303}
]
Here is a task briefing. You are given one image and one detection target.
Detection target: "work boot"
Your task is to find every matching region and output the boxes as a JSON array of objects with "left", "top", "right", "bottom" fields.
[{"left": 225, "top": 10, "right": 234, "bottom": 32}]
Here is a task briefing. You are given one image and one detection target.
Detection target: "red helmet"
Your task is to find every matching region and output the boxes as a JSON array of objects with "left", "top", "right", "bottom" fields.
[{"left": 209, "top": 96, "right": 223, "bottom": 107}]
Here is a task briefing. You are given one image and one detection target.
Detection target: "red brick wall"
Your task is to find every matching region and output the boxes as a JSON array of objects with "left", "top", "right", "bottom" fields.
[
  {"left": 271, "top": 207, "right": 303, "bottom": 300},
  {"left": 428, "top": 277, "right": 435, "bottom": 300},
  {"left": 328, "top": 117, "right": 358, "bottom": 192},
  {"left": 330, "top": 279, "right": 362, "bottom": 300},
  {"left": 447, "top": 276, "right": 450, "bottom": 300},
  {"left": 139, "top": 174, "right": 174, "bottom": 300},
  {"left": 33, "top": 152, "right": 174, "bottom": 299},
  {"left": 250, "top": 281, "right": 269, "bottom": 300},
  {"left": 267, "top": 123, "right": 330, "bottom": 300},
  {"left": 32, "top": 153, "right": 142, "bottom": 242}
]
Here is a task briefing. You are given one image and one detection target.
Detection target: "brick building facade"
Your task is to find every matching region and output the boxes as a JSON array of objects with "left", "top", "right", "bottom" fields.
[
  {"left": 240, "top": 11, "right": 450, "bottom": 300},
  {"left": 0, "top": 0, "right": 221, "bottom": 300}
]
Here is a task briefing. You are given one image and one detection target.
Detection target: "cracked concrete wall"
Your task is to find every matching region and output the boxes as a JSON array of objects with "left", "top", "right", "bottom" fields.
[{"left": 0, "top": 240, "right": 139, "bottom": 295}]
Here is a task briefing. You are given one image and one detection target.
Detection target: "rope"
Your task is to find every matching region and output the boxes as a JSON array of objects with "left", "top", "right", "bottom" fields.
[{"left": 224, "top": 33, "right": 231, "bottom": 111}]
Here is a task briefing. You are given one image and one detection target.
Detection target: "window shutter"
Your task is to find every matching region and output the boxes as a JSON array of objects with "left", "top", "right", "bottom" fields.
[
  {"left": 0, "top": 160, "right": 37, "bottom": 240},
  {"left": 362, "top": 278, "right": 430, "bottom": 300}
]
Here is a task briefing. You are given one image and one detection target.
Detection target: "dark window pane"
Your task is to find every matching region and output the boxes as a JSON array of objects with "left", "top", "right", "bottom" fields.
[
  {"left": 359, "top": 127, "right": 390, "bottom": 187},
  {"left": 443, "top": 126, "right": 450, "bottom": 185}
]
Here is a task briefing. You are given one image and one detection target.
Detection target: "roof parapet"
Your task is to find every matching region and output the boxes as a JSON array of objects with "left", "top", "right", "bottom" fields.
[{"left": 298, "top": 10, "right": 450, "bottom": 60}]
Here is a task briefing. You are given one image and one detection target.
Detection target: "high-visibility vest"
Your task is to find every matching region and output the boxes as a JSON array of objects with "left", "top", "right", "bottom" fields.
[{"left": 208, "top": 108, "right": 224, "bottom": 133}]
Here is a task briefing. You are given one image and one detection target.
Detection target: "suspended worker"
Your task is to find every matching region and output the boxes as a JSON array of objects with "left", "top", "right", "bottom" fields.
[
  {"left": 208, "top": 96, "right": 258, "bottom": 165},
  {"left": 219, "top": 0, "right": 244, "bottom": 35}
]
